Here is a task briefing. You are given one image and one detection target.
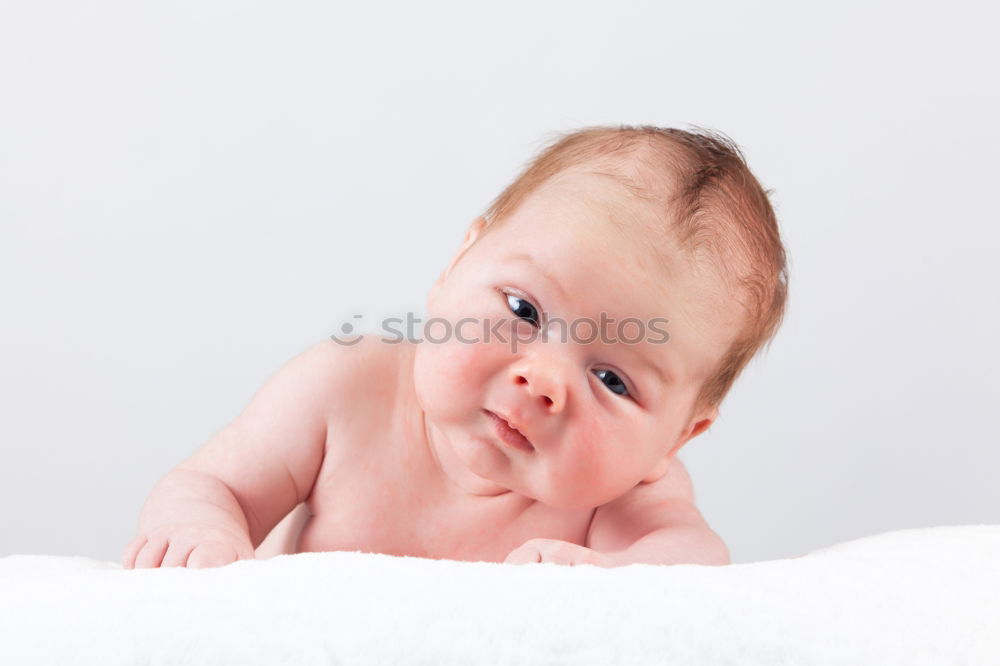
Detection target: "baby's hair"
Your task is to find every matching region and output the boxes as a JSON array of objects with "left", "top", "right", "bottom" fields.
[{"left": 482, "top": 125, "right": 789, "bottom": 417}]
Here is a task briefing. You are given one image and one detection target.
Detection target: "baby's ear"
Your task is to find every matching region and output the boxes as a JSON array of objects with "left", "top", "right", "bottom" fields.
[
  {"left": 679, "top": 406, "right": 718, "bottom": 448},
  {"left": 442, "top": 217, "right": 487, "bottom": 281},
  {"left": 463, "top": 216, "right": 487, "bottom": 245},
  {"left": 428, "top": 217, "right": 487, "bottom": 306},
  {"left": 643, "top": 406, "right": 719, "bottom": 482},
  {"left": 682, "top": 408, "right": 717, "bottom": 444}
]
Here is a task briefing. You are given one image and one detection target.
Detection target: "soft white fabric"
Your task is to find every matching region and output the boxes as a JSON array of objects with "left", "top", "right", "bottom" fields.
[{"left": 2, "top": 525, "right": 998, "bottom": 665}]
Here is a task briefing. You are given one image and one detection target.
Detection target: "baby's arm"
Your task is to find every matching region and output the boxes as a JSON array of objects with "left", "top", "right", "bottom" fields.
[
  {"left": 123, "top": 338, "right": 365, "bottom": 569},
  {"left": 584, "top": 456, "right": 729, "bottom": 566},
  {"left": 506, "top": 457, "right": 729, "bottom": 567}
]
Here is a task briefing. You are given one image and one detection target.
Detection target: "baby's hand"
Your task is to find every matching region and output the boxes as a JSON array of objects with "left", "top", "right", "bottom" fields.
[
  {"left": 123, "top": 523, "right": 255, "bottom": 569},
  {"left": 504, "top": 538, "right": 616, "bottom": 567}
]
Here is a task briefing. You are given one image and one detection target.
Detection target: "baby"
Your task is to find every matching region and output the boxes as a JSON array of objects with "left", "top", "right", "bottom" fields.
[{"left": 123, "top": 125, "right": 788, "bottom": 569}]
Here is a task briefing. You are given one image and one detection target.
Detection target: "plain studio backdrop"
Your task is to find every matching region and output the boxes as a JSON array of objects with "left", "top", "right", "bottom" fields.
[{"left": 1, "top": 1, "right": 997, "bottom": 565}]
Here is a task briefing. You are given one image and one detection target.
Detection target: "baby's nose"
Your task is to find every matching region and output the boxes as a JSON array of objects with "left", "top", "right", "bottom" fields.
[{"left": 510, "top": 362, "right": 567, "bottom": 414}]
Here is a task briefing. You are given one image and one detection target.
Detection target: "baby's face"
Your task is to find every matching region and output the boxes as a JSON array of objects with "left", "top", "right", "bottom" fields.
[{"left": 413, "top": 169, "right": 736, "bottom": 510}]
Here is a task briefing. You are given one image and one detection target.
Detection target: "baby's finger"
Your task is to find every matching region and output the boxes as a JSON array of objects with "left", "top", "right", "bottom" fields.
[
  {"left": 133, "top": 536, "right": 169, "bottom": 569},
  {"left": 161, "top": 542, "right": 196, "bottom": 568},
  {"left": 122, "top": 536, "right": 148, "bottom": 569},
  {"left": 504, "top": 544, "right": 542, "bottom": 565},
  {"left": 186, "top": 542, "right": 237, "bottom": 569}
]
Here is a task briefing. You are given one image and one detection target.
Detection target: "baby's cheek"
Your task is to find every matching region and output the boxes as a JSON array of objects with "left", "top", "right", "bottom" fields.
[
  {"left": 439, "top": 336, "right": 491, "bottom": 383},
  {"left": 413, "top": 338, "right": 491, "bottom": 411},
  {"left": 543, "top": 419, "right": 619, "bottom": 509}
]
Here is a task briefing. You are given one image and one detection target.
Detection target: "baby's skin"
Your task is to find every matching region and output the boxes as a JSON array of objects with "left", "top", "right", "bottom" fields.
[{"left": 124, "top": 167, "right": 735, "bottom": 569}]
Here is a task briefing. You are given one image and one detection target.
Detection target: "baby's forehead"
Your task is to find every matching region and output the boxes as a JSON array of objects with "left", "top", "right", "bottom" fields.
[
  {"left": 521, "top": 173, "right": 683, "bottom": 272},
  {"left": 529, "top": 163, "right": 680, "bottom": 239}
]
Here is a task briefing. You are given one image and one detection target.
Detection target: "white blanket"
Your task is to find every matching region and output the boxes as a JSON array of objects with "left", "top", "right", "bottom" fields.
[{"left": 2, "top": 525, "right": 998, "bottom": 665}]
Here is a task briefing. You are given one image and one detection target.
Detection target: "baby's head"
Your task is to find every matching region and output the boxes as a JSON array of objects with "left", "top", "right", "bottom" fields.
[{"left": 413, "top": 125, "right": 788, "bottom": 510}]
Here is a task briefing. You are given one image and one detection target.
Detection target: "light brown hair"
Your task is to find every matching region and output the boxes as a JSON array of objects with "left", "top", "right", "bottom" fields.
[{"left": 482, "top": 125, "right": 789, "bottom": 416}]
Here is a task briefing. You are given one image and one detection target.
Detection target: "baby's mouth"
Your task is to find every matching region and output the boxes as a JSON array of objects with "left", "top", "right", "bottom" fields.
[{"left": 483, "top": 409, "right": 535, "bottom": 452}]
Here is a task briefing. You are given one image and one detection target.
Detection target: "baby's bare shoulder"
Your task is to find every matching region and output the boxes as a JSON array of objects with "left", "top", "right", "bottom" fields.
[
  {"left": 309, "top": 335, "right": 411, "bottom": 413},
  {"left": 585, "top": 457, "right": 698, "bottom": 552},
  {"left": 308, "top": 335, "right": 405, "bottom": 379}
]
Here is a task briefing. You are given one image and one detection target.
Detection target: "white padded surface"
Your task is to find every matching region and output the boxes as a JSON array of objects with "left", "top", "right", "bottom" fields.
[{"left": 2, "top": 525, "right": 998, "bottom": 664}]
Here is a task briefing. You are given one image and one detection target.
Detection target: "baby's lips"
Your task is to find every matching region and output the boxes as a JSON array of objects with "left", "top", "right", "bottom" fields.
[{"left": 485, "top": 408, "right": 536, "bottom": 451}]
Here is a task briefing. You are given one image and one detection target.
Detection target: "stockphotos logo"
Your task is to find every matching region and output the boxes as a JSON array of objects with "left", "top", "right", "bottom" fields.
[{"left": 330, "top": 312, "right": 670, "bottom": 352}]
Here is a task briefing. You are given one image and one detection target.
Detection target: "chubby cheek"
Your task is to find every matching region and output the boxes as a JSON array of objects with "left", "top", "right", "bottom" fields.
[
  {"left": 412, "top": 339, "right": 499, "bottom": 421},
  {"left": 541, "top": 414, "right": 624, "bottom": 509}
]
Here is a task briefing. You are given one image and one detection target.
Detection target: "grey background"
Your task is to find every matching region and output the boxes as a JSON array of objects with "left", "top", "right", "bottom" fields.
[{"left": 2, "top": 0, "right": 997, "bottom": 565}]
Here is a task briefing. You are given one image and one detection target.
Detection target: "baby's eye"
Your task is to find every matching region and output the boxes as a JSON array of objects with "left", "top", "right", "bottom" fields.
[
  {"left": 593, "top": 369, "right": 630, "bottom": 398},
  {"left": 506, "top": 294, "right": 541, "bottom": 327}
]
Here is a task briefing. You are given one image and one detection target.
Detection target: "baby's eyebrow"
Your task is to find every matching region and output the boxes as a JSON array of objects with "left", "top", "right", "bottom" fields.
[
  {"left": 507, "top": 253, "right": 568, "bottom": 303},
  {"left": 636, "top": 348, "right": 677, "bottom": 387}
]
